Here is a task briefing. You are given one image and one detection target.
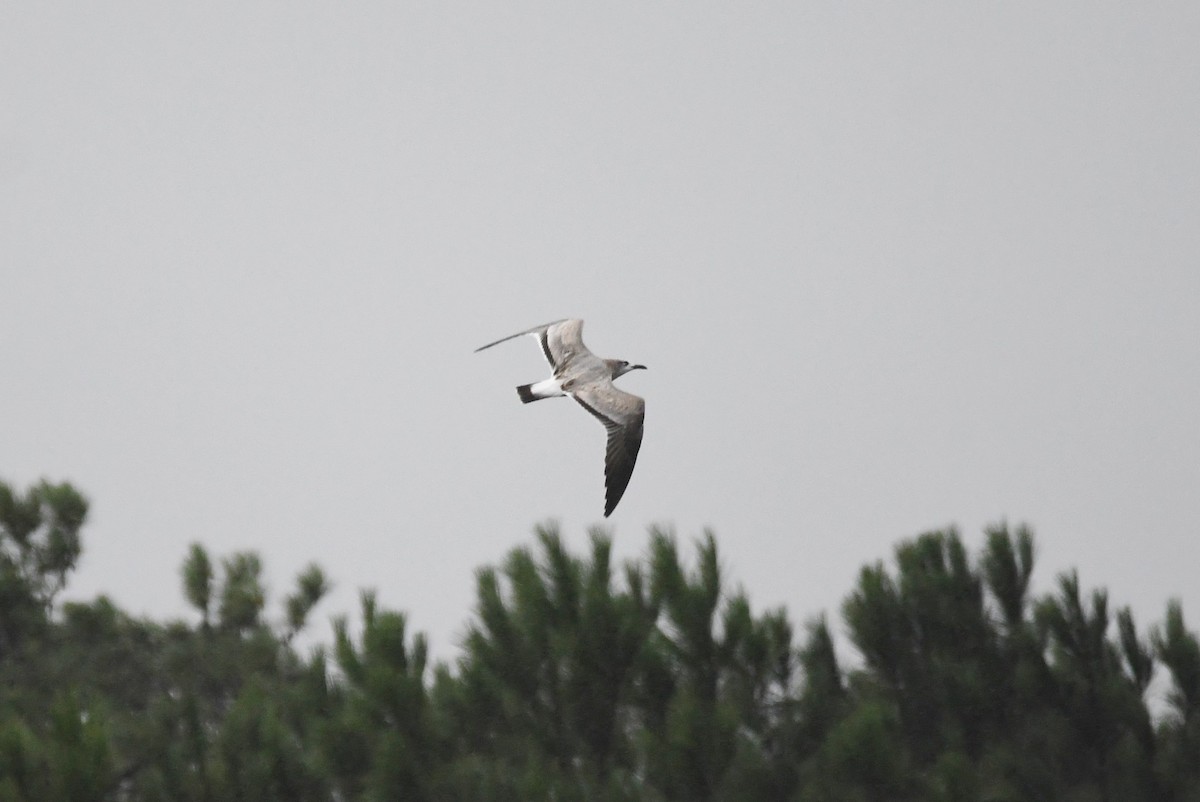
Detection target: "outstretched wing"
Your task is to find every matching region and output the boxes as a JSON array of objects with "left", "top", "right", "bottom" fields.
[
  {"left": 474, "top": 318, "right": 592, "bottom": 371},
  {"left": 542, "top": 319, "right": 590, "bottom": 370},
  {"left": 572, "top": 382, "right": 645, "bottom": 517}
]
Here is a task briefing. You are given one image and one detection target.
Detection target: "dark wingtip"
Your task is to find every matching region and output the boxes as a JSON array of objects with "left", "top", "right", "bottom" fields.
[{"left": 516, "top": 384, "right": 536, "bottom": 404}]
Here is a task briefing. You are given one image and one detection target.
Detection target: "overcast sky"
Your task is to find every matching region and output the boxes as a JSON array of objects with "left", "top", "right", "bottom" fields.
[{"left": 3, "top": 4, "right": 1198, "bottom": 666}]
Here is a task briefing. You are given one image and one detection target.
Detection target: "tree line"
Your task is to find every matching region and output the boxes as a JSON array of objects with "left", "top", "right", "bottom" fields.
[{"left": 2, "top": 477, "right": 1199, "bottom": 801}]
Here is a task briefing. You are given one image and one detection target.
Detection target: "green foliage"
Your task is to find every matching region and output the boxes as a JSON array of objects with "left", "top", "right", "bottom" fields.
[
  {"left": 212, "top": 681, "right": 327, "bottom": 802},
  {"left": 823, "top": 701, "right": 909, "bottom": 800},
  {"left": 844, "top": 529, "right": 1001, "bottom": 766},
  {"left": 0, "top": 480, "right": 88, "bottom": 659},
  {"left": 0, "top": 714, "right": 44, "bottom": 802},
  {"left": 1155, "top": 601, "right": 1200, "bottom": 723},
  {"left": 5, "top": 476, "right": 1200, "bottom": 801},
  {"left": 218, "top": 553, "right": 265, "bottom": 632},
  {"left": 641, "top": 528, "right": 794, "bottom": 801},
  {"left": 286, "top": 565, "right": 330, "bottom": 642},
  {"left": 326, "top": 591, "right": 432, "bottom": 801},
  {"left": 446, "top": 525, "right": 660, "bottom": 798},
  {"left": 181, "top": 544, "right": 213, "bottom": 626},
  {"left": 982, "top": 523, "right": 1035, "bottom": 630},
  {"left": 0, "top": 693, "right": 112, "bottom": 802},
  {"left": 1153, "top": 601, "right": 1200, "bottom": 798}
]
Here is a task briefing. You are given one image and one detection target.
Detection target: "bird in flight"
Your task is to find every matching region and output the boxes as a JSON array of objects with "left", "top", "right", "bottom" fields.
[{"left": 475, "top": 319, "right": 647, "bottom": 517}]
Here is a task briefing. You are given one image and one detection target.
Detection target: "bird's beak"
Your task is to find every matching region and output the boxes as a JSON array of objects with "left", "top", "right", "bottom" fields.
[{"left": 631, "top": 364, "right": 647, "bottom": 371}]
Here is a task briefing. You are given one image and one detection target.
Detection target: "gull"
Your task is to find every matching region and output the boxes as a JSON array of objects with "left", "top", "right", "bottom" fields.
[{"left": 475, "top": 319, "right": 647, "bottom": 517}]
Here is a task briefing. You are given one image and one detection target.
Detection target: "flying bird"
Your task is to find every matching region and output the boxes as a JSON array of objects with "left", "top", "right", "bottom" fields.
[{"left": 475, "top": 319, "right": 646, "bottom": 517}]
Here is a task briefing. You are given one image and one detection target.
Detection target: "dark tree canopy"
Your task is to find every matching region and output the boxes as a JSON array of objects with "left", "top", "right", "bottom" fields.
[{"left": 2, "top": 477, "right": 1199, "bottom": 801}]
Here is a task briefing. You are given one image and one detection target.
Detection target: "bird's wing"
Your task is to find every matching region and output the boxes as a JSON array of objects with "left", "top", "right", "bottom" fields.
[
  {"left": 473, "top": 318, "right": 590, "bottom": 370},
  {"left": 572, "top": 382, "right": 645, "bottom": 517},
  {"left": 542, "top": 319, "right": 590, "bottom": 370}
]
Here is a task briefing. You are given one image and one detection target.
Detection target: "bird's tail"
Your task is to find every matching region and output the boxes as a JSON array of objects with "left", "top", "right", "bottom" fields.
[{"left": 517, "top": 377, "right": 564, "bottom": 404}]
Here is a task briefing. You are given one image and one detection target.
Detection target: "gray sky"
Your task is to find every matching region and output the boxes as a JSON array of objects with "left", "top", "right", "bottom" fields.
[{"left": 3, "top": 4, "right": 1198, "bottom": 664}]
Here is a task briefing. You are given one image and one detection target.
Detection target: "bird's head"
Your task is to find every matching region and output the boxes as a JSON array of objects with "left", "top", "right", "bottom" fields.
[{"left": 610, "top": 360, "right": 647, "bottom": 379}]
